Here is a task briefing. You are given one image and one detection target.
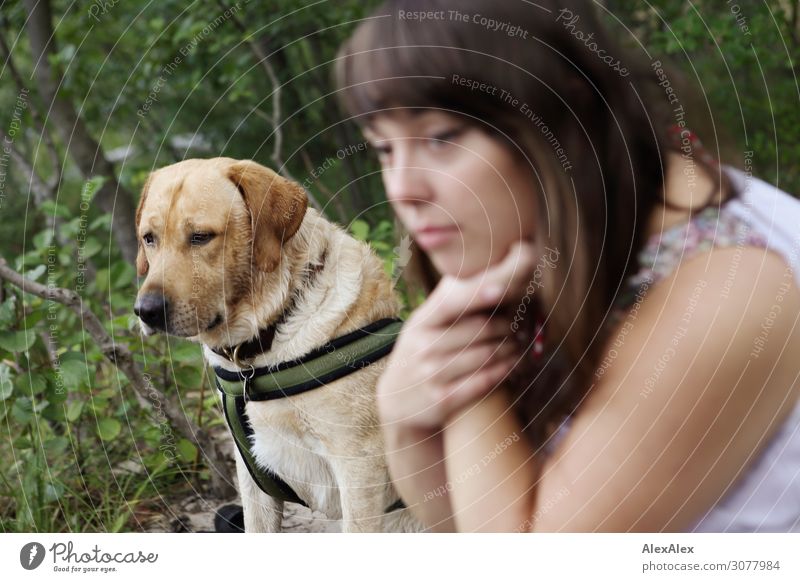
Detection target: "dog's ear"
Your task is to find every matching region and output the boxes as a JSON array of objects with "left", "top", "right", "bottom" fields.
[
  {"left": 135, "top": 173, "right": 153, "bottom": 277},
  {"left": 226, "top": 160, "right": 308, "bottom": 272}
]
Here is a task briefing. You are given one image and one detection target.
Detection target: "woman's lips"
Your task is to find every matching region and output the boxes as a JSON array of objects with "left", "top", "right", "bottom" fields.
[{"left": 413, "top": 225, "right": 459, "bottom": 250}]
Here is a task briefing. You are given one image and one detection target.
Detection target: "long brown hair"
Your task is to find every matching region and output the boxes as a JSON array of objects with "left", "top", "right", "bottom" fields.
[{"left": 335, "top": 0, "right": 736, "bottom": 442}]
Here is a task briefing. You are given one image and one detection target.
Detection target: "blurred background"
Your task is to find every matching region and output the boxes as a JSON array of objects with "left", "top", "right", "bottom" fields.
[{"left": 0, "top": 0, "right": 797, "bottom": 532}]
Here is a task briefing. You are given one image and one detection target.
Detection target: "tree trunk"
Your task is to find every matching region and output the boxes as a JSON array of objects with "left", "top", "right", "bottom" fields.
[{"left": 22, "top": 0, "right": 139, "bottom": 264}]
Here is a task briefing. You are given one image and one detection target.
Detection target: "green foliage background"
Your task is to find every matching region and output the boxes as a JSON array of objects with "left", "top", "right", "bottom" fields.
[{"left": 0, "top": 0, "right": 797, "bottom": 531}]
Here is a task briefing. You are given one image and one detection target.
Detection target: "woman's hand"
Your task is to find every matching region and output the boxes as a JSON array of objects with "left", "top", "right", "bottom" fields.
[{"left": 377, "top": 240, "right": 538, "bottom": 431}]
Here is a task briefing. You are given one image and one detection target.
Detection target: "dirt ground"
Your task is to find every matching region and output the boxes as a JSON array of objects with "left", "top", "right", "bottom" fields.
[
  {"left": 144, "top": 494, "right": 341, "bottom": 533},
  {"left": 140, "top": 427, "right": 341, "bottom": 533}
]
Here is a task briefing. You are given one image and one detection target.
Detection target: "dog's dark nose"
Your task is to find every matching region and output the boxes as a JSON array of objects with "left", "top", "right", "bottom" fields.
[{"left": 134, "top": 293, "right": 169, "bottom": 330}]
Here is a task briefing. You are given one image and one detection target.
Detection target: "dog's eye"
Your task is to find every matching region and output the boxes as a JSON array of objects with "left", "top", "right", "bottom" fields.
[
  {"left": 190, "top": 232, "right": 215, "bottom": 246},
  {"left": 143, "top": 233, "right": 155, "bottom": 246}
]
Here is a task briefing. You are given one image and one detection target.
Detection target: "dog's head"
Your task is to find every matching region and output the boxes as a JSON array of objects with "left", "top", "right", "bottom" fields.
[{"left": 133, "top": 158, "right": 307, "bottom": 338}]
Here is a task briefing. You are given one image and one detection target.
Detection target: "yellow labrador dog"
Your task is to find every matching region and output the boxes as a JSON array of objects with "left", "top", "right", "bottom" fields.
[{"left": 134, "top": 157, "right": 421, "bottom": 532}]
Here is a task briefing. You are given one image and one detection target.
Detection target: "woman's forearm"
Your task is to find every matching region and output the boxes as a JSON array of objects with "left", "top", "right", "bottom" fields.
[
  {"left": 443, "top": 388, "right": 541, "bottom": 531},
  {"left": 383, "top": 425, "right": 457, "bottom": 531}
]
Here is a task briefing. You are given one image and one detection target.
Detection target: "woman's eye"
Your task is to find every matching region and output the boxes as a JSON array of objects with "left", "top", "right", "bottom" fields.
[
  {"left": 190, "top": 232, "right": 215, "bottom": 246},
  {"left": 371, "top": 142, "right": 392, "bottom": 158},
  {"left": 368, "top": 127, "right": 465, "bottom": 159},
  {"left": 427, "top": 127, "right": 464, "bottom": 150}
]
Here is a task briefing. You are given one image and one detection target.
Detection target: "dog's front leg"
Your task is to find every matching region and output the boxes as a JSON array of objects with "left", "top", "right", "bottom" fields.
[
  {"left": 234, "top": 449, "right": 284, "bottom": 532},
  {"left": 331, "top": 459, "right": 388, "bottom": 533}
]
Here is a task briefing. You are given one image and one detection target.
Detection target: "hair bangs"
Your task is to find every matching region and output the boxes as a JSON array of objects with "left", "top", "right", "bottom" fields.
[{"left": 335, "top": 12, "right": 494, "bottom": 127}]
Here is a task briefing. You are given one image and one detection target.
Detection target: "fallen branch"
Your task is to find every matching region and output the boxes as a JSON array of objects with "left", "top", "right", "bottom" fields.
[{"left": 0, "top": 258, "right": 236, "bottom": 499}]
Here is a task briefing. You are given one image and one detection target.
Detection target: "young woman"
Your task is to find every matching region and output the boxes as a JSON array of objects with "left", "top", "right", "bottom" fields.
[{"left": 335, "top": 0, "right": 800, "bottom": 532}]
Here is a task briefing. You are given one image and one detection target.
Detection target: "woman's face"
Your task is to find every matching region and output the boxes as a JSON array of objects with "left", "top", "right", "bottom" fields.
[{"left": 363, "top": 110, "right": 537, "bottom": 279}]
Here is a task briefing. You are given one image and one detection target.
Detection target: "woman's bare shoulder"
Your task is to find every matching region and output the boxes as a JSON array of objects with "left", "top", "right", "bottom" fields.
[
  {"left": 603, "top": 243, "right": 799, "bottom": 398},
  {"left": 530, "top": 245, "right": 800, "bottom": 531}
]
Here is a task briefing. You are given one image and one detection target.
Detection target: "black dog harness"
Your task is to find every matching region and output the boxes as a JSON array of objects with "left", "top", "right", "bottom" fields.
[{"left": 212, "top": 318, "right": 406, "bottom": 513}]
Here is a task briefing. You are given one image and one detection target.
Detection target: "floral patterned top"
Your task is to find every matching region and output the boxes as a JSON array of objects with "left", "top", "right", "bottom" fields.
[
  {"left": 609, "top": 201, "right": 769, "bottom": 325},
  {"left": 542, "top": 160, "right": 800, "bottom": 532}
]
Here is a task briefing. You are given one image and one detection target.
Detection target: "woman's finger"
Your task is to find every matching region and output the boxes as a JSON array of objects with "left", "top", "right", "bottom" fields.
[
  {"left": 431, "top": 337, "right": 520, "bottom": 385},
  {"left": 434, "top": 357, "right": 516, "bottom": 415},
  {"left": 416, "top": 313, "right": 514, "bottom": 355},
  {"left": 419, "top": 240, "right": 539, "bottom": 325}
]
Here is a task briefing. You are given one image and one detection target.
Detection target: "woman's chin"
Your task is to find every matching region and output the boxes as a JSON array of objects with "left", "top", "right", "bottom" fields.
[
  {"left": 430, "top": 251, "right": 490, "bottom": 280},
  {"left": 430, "top": 240, "right": 525, "bottom": 281}
]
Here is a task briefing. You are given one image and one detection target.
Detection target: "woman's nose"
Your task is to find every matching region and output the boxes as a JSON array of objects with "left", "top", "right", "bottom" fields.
[{"left": 383, "top": 162, "right": 432, "bottom": 205}]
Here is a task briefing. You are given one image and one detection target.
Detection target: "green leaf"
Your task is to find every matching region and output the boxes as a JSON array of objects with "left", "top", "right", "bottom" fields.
[
  {"left": 21, "top": 309, "right": 45, "bottom": 328},
  {"left": 174, "top": 365, "right": 202, "bottom": 388},
  {"left": 47, "top": 378, "right": 68, "bottom": 405},
  {"left": 0, "top": 364, "right": 13, "bottom": 400},
  {"left": 109, "top": 261, "right": 136, "bottom": 290},
  {"left": 39, "top": 200, "right": 71, "bottom": 219},
  {"left": 14, "top": 437, "right": 32, "bottom": 449},
  {"left": 80, "top": 237, "right": 103, "bottom": 260},
  {"left": 55, "top": 43, "right": 76, "bottom": 64},
  {"left": 44, "top": 481, "right": 65, "bottom": 503},
  {"left": 141, "top": 426, "right": 162, "bottom": 447},
  {"left": 142, "top": 452, "right": 167, "bottom": 473},
  {"left": 19, "top": 372, "right": 48, "bottom": 396},
  {"left": 88, "top": 398, "right": 109, "bottom": 414},
  {"left": 66, "top": 400, "right": 84, "bottom": 422},
  {"left": 89, "top": 214, "right": 112, "bottom": 231},
  {"left": 94, "top": 268, "right": 109, "bottom": 293},
  {"left": 0, "top": 296, "right": 16, "bottom": 327},
  {"left": 25, "top": 264, "right": 48, "bottom": 283},
  {"left": 80, "top": 176, "right": 106, "bottom": 204},
  {"left": 96, "top": 387, "right": 117, "bottom": 400},
  {"left": 42, "top": 403, "right": 66, "bottom": 422},
  {"left": 97, "top": 418, "right": 121, "bottom": 441},
  {"left": 149, "top": 17, "right": 165, "bottom": 31},
  {"left": 59, "top": 217, "right": 81, "bottom": 239},
  {"left": 0, "top": 329, "right": 36, "bottom": 352},
  {"left": 58, "top": 359, "right": 89, "bottom": 390},
  {"left": 44, "top": 436, "right": 69, "bottom": 456},
  {"left": 383, "top": 257, "right": 394, "bottom": 276},
  {"left": 176, "top": 438, "right": 197, "bottom": 463},
  {"left": 33, "top": 230, "right": 54, "bottom": 251},
  {"left": 349, "top": 219, "right": 369, "bottom": 240},
  {"left": 170, "top": 341, "right": 201, "bottom": 362},
  {"left": 11, "top": 398, "right": 33, "bottom": 424}
]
